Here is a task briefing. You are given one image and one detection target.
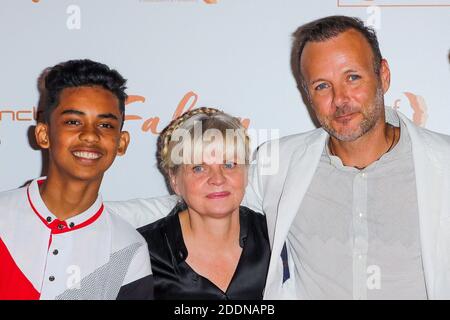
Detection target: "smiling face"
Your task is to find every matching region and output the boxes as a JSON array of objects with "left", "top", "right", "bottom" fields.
[
  {"left": 300, "top": 29, "right": 390, "bottom": 142},
  {"left": 170, "top": 147, "right": 247, "bottom": 219},
  {"left": 35, "top": 86, "right": 130, "bottom": 183}
]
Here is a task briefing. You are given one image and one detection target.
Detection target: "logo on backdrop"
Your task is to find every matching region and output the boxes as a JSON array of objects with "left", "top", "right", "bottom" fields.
[
  {"left": 0, "top": 92, "right": 428, "bottom": 128},
  {"left": 124, "top": 91, "right": 250, "bottom": 135},
  {"left": 393, "top": 92, "right": 428, "bottom": 127},
  {"left": 0, "top": 91, "right": 250, "bottom": 134}
]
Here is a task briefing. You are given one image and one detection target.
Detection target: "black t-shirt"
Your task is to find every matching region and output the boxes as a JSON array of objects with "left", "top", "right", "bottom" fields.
[{"left": 138, "top": 204, "right": 270, "bottom": 300}]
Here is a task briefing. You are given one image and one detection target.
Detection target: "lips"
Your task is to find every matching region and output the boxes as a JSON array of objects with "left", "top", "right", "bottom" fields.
[
  {"left": 206, "top": 191, "right": 231, "bottom": 199},
  {"left": 334, "top": 112, "right": 358, "bottom": 123},
  {"left": 72, "top": 150, "right": 103, "bottom": 160}
]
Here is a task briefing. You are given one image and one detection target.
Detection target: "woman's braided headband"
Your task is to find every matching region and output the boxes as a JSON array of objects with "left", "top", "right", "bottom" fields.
[{"left": 159, "top": 107, "right": 222, "bottom": 170}]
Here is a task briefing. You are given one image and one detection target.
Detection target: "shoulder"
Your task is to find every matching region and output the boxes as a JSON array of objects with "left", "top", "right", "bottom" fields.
[
  {"left": 0, "top": 187, "right": 28, "bottom": 236},
  {"left": 138, "top": 215, "right": 169, "bottom": 240},
  {"left": 240, "top": 206, "right": 265, "bottom": 222},
  {"left": 397, "top": 110, "right": 450, "bottom": 151},
  {"left": 406, "top": 123, "right": 450, "bottom": 166},
  {"left": 137, "top": 205, "right": 179, "bottom": 245},
  {"left": 416, "top": 126, "right": 450, "bottom": 147},
  {"left": 104, "top": 195, "right": 178, "bottom": 229},
  {"left": 106, "top": 208, "right": 148, "bottom": 248},
  {"left": 254, "top": 128, "right": 325, "bottom": 158},
  {"left": 239, "top": 206, "right": 268, "bottom": 236},
  {"left": 0, "top": 187, "right": 28, "bottom": 223},
  {"left": 0, "top": 186, "right": 26, "bottom": 204}
]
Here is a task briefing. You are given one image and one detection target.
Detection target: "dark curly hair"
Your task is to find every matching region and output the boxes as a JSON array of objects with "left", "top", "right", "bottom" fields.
[{"left": 41, "top": 59, "right": 127, "bottom": 127}]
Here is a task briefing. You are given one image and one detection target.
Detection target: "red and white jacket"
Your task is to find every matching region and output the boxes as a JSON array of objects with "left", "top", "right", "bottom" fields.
[{"left": 0, "top": 177, "right": 153, "bottom": 300}]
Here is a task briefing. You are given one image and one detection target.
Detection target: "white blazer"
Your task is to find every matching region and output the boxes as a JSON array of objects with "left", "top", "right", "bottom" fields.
[{"left": 243, "top": 107, "right": 450, "bottom": 299}]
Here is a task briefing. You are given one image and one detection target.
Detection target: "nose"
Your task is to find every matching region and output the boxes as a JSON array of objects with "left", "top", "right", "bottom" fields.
[
  {"left": 208, "top": 165, "right": 226, "bottom": 186},
  {"left": 79, "top": 125, "right": 100, "bottom": 144},
  {"left": 332, "top": 83, "right": 350, "bottom": 108}
]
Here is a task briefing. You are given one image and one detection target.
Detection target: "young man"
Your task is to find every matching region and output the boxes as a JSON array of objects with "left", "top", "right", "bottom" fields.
[{"left": 0, "top": 59, "right": 153, "bottom": 300}]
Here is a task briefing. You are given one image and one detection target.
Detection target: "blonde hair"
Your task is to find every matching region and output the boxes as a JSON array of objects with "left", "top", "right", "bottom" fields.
[{"left": 158, "top": 107, "right": 250, "bottom": 176}]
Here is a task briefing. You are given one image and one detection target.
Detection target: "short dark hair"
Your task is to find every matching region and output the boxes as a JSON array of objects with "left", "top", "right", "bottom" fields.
[
  {"left": 41, "top": 59, "right": 128, "bottom": 127},
  {"left": 291, "top": 15, "right": 383, "bottom": 93}
]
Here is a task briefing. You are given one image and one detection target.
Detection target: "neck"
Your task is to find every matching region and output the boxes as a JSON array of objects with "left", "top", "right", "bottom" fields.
[
  {"left": 329, "top": 119, "right": 399, "bottom": 169},
  {"left": 179, "top": 208, "right": 240, "bottom": 247},
  {"left": 39, "top": 170, "right": 102, "bottom": 221}
]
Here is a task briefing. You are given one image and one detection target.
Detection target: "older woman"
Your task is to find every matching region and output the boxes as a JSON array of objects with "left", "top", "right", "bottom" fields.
[{"left": 138, "top": 107, "right": 270, "bottom": 300}]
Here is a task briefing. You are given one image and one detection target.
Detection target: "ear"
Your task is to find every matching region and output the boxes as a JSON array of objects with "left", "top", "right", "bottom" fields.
[
  {"left": 168, "top": 170, "right": 181, "bottom": 196},
  {"left": 380, "top": 59, "right": 391, "bottom": 94},
  {"left": 116, "top": 131, "right": 130, "bottom": 156},
  {"left": 35, "top": 122, "right": 50, "bottom": 149}
]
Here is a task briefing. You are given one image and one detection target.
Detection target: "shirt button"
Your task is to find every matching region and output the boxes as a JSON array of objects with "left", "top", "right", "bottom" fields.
[
  {"left": 57, "top": 224, "right": 65, "bottom": 230},
  {"left": 46, "top": 217, "right": 52, "bottom": 222},
  {"left": 49, "top": 276, "right": 55, "bottom": 282},
  {"left": 69, "top": 222, "right": 75, "bottom": 228},
  {"left": 359, "top": 212, "right": 364, "bottom": 218},
  {"left": 53, "top": 249, "right": 59, "bottom": 255},
  {"left": 178, "top": 251, "right": 184, "bottom": 259},
  {"left": 361, "top": 173, "right": 367, "bottom": 178}
]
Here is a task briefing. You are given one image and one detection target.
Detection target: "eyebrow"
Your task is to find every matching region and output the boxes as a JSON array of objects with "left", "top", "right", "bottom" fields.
[
  {"left": 60, "top": 109, "right": 119, "bottom": 121},
  {"left": 310, "top": 69, "right": 360, "bottom": 85},
  {"left": 61, "top": 109, "right": 85, "bottom": 116},
  {"left": 97, "top": 113, "right": 119, "bottom": 121},
  {"left": 310, "top": 78, "right": 328, "bottom": 85}
]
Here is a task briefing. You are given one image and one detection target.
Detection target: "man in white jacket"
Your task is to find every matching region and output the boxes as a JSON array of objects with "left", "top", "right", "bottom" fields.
[{"left": 107, "top": 16, "right": 450, "bottom": 299}]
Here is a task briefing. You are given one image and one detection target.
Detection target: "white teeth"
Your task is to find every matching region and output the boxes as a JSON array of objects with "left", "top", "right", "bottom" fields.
[{"left": 73, "top": 151, "right": 101, "bottom": 160}]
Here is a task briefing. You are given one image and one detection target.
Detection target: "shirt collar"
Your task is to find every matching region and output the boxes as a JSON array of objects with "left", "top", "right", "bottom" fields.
[
  {"left": 167, "top": 203, "right": 249, "bottom": 264},
  {"left": 324, "top": 110, "right": 409, "bottom": 172},
  {"left": 27, "top": 177, "right": 104, "bottom": 234}
]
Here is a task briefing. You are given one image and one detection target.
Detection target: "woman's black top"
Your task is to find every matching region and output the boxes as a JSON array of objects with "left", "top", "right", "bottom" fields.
[{"left": 138, "top": 204, "right": 270, "bottom": 300}]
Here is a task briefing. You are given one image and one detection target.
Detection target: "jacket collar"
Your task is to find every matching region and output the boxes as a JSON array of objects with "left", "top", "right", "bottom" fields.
[
  {"left": 166, "top": 203, "right": 250, "bottom": 264},
  {"left": 27, "top": 177, "right": 104, "bottom": 234},
  {"left": 268, "top": 107, "right": 450, "bottom": 299},
  {"left": 396, "top": 110, "right": 449, "bottom": 298}
]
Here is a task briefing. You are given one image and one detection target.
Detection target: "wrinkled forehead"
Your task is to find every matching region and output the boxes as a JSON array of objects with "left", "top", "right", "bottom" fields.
[{"left": 300, "top": 30, "right": 375, "bottom": 80}]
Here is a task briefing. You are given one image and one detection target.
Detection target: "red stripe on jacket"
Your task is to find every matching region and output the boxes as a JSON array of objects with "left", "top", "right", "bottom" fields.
[{"left": 0, "top": 237, "right": 40, "bottom": 300}]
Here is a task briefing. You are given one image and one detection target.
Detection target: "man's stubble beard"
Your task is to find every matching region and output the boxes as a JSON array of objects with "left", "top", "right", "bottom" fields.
[{"left": 315, "top": 86, "right": 385, "bottom": 142}]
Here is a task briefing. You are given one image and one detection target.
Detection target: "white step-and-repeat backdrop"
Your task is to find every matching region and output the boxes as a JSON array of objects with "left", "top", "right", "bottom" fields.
[{"left": 1, "top": 0, "right": 449, "bottom": 200}]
